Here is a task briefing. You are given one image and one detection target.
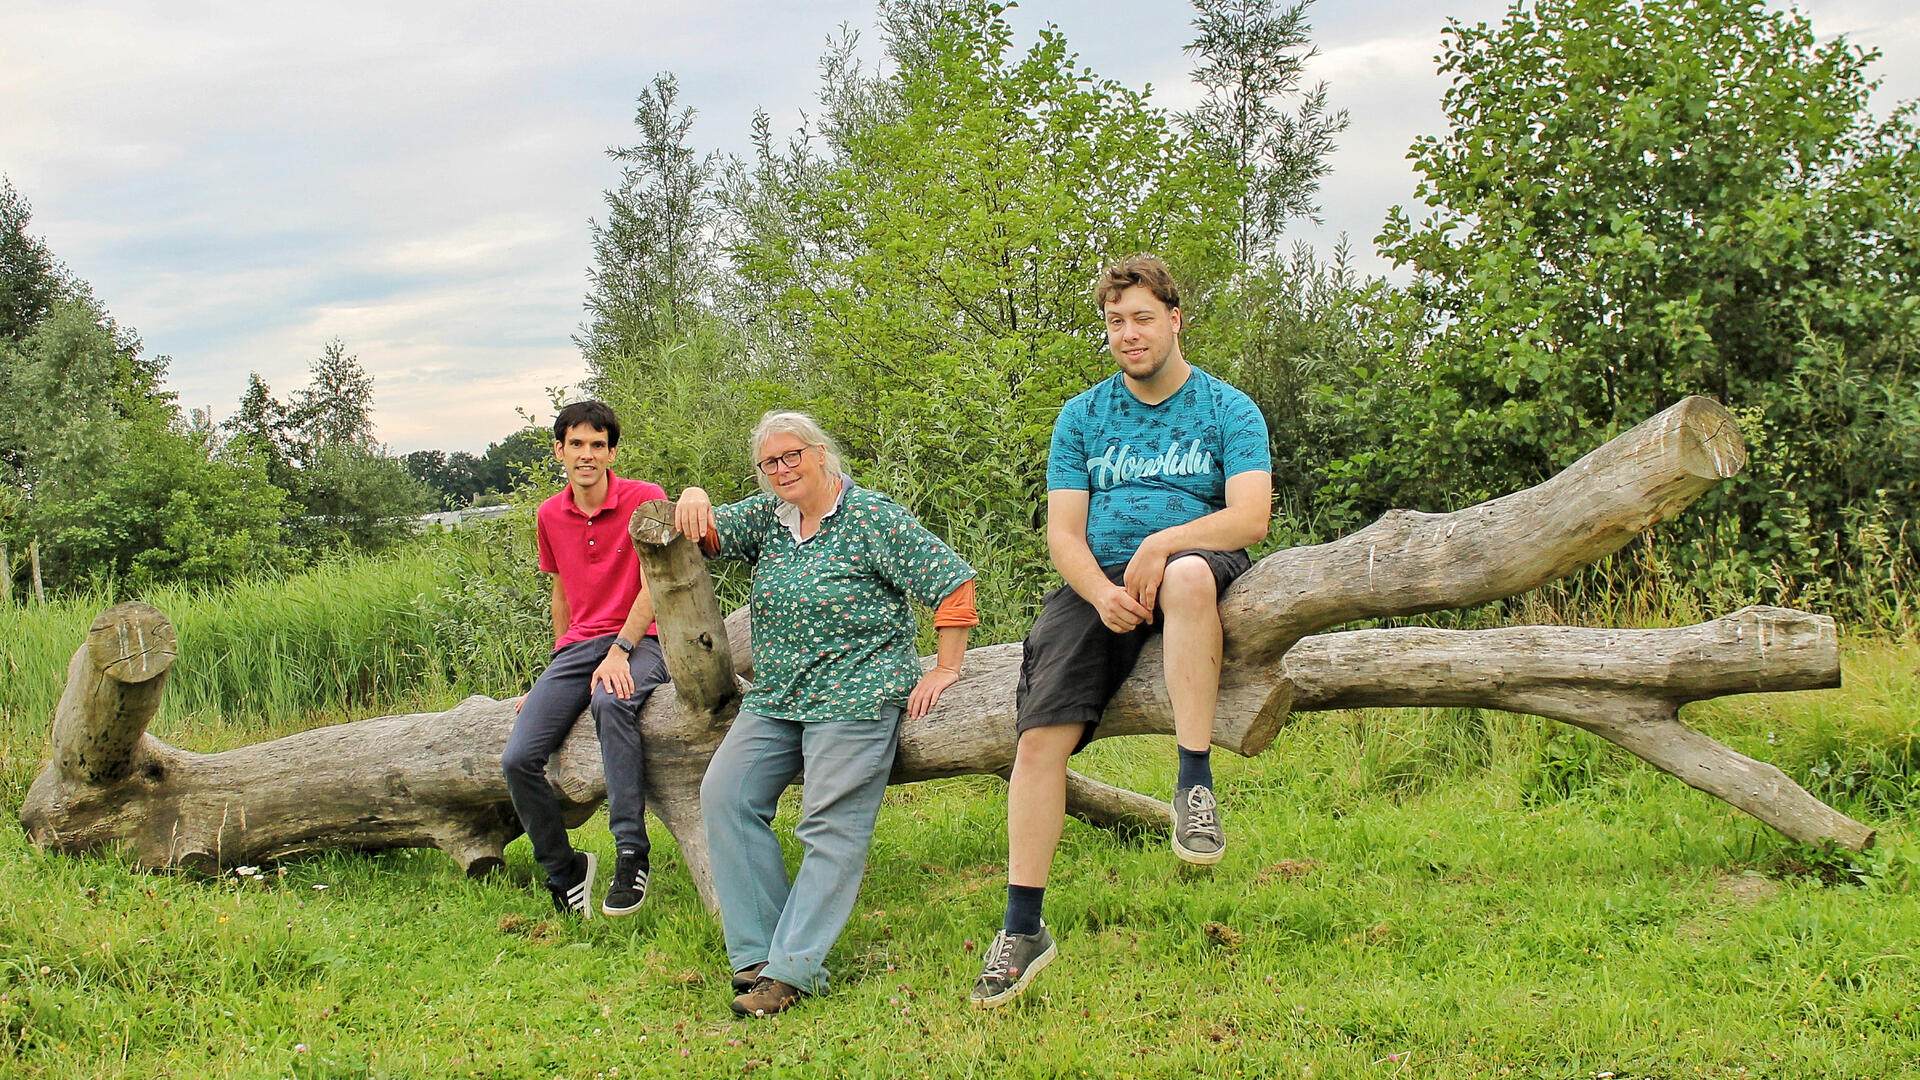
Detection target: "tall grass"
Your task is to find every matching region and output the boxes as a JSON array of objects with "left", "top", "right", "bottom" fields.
[{"left": 0, "top": 523, "right": 555, "bottom": 810}]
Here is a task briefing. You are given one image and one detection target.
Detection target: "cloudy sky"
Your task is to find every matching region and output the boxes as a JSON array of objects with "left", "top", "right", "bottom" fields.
[{"left": 4, "top": 1, "right": 1915, "bottom": 453}]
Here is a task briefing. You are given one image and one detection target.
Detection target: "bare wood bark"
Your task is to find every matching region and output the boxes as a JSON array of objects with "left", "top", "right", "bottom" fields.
[
  {"left": 1220, "top": 395, "right": 1746, "bottom": 668},
  {"left": 629, "top": 500, "right": 740, "bottom": 720},
  {"left": 1282, "top": 607, "right": 1870, "bottom": 850},
  {"left": 1063, "top": 770, "right": 1172, "bottom": 834},
  {"left": 30, "top": 538, "right": 44, "bottom": 605},
  {"left": 2, "top": 543, "right": 11, "bottom": 604},
  {"left": 50, "top": 602, "right": 177, "bottom": 784}
]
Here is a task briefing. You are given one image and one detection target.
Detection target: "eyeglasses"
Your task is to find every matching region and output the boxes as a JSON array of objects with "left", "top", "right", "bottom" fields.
[{"left": 756, "top": 446, "right": 816, "bottom": 474}]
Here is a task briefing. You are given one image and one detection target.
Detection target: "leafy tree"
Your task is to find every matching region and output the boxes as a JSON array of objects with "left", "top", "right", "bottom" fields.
[
  {"left": 406, "top": 427, "right": 558, "bottom": 511},
  {"left": 0, "top": 177, "right": 67, "bottom": 344},
  {"left": 224, "top": 372, "right": 300, "bottom": 491},
  {"left": 2, "top": 299, "right": 285, "bottom": 590},
  {"left": 291, "top": 337, "right": 376, "bottom": 452},
  {"left": 575, "top": 67, "right": 776, "bottom": 503},
  {"left": 1203, "top": 242, "right": 1428, "bottom": 541},
  {"left": 727, "top": 0, "right": 1239, "bottom": 593},
  {"left": 31, "top": 416, "right": 289, "bottom": 589},
  {"left": 0, "top": 298, "right": 170, "bottom": 492},
  {"left": 1327, "top": 0, "right": 1919, "bottom": 608},
  {"left": 581, "top": 73, "right": 722, "bottom": 370},
  {"left": 1182, "top": 0, "right": 1348, "bottom": 262},
  {"left": 480, "top": 426, "right": 558, "bottom": 492},
  {"left": 288, "top": 443, "right": 428, "bottom": 554},
  {"left": 403, "top": 449, "right": 459, "bottom": 509}
]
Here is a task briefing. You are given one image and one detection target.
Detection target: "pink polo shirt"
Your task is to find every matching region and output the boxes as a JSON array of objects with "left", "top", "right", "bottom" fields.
[{"left": 535, "top": 471, "right": 666, "bottom": 649}]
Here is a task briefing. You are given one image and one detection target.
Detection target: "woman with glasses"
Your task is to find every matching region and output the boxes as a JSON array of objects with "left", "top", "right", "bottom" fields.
[{"left": 673, "top": 409, "right": 978, "bottom": 1017}]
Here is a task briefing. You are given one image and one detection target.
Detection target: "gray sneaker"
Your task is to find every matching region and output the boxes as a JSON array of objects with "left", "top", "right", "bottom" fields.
[
  {"left": 1172, "top": 785, "right": 1225, "bottom": 865},
  {"left": 969, "top": 923, "right": 1056, "bottom": 1009}
]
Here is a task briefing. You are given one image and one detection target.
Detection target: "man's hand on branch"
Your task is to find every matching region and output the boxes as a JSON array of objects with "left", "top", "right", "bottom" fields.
[
  {"left": 1092, "top": 582, "right": 1152, "bottom": 634},
  {"left": 1121, "top": 538, "right": 1171, "bottom": 621},
  {"left": 591, "top": 647, "right": 636, "bottom": 699}
]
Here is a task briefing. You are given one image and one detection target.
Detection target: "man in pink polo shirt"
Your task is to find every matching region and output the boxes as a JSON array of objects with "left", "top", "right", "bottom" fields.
[{"left": 501, "top": 400, "right": 670, "bottom": 917}]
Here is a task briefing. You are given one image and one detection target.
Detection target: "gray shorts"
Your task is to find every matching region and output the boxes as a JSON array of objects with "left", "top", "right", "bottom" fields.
[{"left": 1014, "top": 548, "right": 1251, "bottom": 752}]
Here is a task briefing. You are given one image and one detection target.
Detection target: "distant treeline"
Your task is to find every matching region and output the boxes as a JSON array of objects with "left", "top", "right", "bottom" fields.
[{"left": 0, "top": 181, "right": 562, "bottom": 595}]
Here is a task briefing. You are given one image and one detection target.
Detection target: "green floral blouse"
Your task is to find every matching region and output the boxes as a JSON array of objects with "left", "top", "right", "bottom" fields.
[{"left": 712, "top": 484, "right": 975, "bottom": 724}]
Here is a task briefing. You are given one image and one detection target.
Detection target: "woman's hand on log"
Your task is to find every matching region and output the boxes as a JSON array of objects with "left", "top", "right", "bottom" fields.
[
  {"left": 511, "top": 694, "right": 527, "bottom": 713},
  {"left": 674, "top": 487, "right": 715, "bottom": 548},
  {"left": 907, "top": 665, "right": 961, "bottom": 720}
]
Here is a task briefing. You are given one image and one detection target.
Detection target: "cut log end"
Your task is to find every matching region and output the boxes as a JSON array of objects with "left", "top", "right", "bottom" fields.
[
  {"left": 629, "top": 500, "right": 682, "bottom": 547},
  {"left": 1672, "top": 396, "right": 1747, "bottom": 481},
  {"left": 1234, "top": 679, "right": 1295, "bottom": 758},
  {"left": 85, "top": 602, "right": 177, "bottom": 684}
]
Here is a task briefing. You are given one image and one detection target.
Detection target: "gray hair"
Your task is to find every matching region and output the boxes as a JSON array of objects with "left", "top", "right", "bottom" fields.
[{"left": 749, "top": 410, "right": 846, "bottom": 495}]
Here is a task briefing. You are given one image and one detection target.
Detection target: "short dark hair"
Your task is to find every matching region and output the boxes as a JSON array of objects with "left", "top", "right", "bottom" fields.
[
  {"left": 1093, "top": 254, "right": 1181, "bottom": 312},
  {"left": 553, "top": 400, "right": 621, "bottom": 448}
]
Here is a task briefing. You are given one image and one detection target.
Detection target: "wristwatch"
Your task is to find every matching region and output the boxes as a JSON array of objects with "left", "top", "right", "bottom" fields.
[{"left": 612, "top": 636, "right": 636, "bottom": 655}]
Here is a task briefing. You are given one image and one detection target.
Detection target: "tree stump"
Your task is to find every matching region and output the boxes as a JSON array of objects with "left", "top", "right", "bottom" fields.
[{"left": 19, "top": 397, "right": 1870, "bottom": 913}]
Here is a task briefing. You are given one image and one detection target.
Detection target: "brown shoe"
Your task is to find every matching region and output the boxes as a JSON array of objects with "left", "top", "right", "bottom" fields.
[
  {"left": 730, "top": 961, "right": 768, "bottom": 993},
  {"left": 731, "top": 975, "right": 803, "bottom": 1017}
]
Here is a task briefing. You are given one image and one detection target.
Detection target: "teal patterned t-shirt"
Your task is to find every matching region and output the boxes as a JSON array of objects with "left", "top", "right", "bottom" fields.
[
  {"left": 1046, "top": 366, "right": 1272, "bottom": 567},
  {"left": 712, "top": 485, "right": 975, "bottom": 724}
]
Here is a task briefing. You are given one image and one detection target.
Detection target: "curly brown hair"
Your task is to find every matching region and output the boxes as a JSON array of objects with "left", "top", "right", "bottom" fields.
[{"left": 1092, "top": 254, "right": 1181, "bottom": 312}]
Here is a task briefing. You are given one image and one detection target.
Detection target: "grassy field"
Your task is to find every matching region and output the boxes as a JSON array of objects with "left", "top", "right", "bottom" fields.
[{"left": 3, "top": 567, "right": 1919, "bottom": 1078}]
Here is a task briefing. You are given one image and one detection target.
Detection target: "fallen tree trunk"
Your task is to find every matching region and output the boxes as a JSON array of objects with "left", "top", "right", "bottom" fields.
[
  {"left": 18, "top": 604, "right": 1859, "bottom": 897},
  {"left": 18, "top": 397, "right": 1871, "bottom": 914}
]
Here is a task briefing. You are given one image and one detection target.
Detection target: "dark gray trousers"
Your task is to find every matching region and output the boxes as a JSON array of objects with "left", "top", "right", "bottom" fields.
[{"left": 501, "top": 634, "right": 669, "bottom": 881}]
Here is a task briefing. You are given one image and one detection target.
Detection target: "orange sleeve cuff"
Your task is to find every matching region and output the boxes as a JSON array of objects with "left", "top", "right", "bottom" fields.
[
  {"left": 933, "top": 578, "right": 979, "bottom": 628},
  {"left": 699, "top": 524, "right": 721, "bottom": 557}
]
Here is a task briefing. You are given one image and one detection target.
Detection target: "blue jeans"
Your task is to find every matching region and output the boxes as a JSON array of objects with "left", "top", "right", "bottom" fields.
[
  {"left": 701, "top": 705, "right": 903, "bottom": 994},
  {"left": 501, "top": 635, "right": 669, "bottom": 881}
]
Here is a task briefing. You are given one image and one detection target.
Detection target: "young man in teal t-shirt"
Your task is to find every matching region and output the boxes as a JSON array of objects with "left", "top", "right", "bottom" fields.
[{"left": 971, "top": 255, "right": 1273, "bottom": 1009}]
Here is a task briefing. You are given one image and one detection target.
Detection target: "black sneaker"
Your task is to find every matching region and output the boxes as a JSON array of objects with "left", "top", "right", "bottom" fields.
[
  {"left": 545, "top": 851, "right": 597, "bottom": 917},
  {"left": 969, "top": 923, "right": 1056, "bottom": 1009},
  {"left": 1172, "top": 785, "right": 1225, "bottom": 865},
  {"left": 602, "top": 850, "right": 649, "bottom": 916}
]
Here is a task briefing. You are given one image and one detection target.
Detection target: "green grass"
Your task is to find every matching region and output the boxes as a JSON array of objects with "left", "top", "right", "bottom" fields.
[
  {"left": 4, "top": 628, "right": 1920, "bottom": 1077},
  {"left": 4, "top": 544, "right": 1919, "bottom": 1078}
]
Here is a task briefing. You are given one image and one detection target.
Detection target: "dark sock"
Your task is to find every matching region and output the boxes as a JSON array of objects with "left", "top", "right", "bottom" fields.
[
  {"left": 1177, "top": 745, "right": 1213, "bottom": 791},
  {"left": 1005, "top": 884, "right": 1045, "bottom": 937}
]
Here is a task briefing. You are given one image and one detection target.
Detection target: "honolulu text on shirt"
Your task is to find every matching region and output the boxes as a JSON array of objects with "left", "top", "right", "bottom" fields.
[{"left": 1083, "top": 439, "right": 1217, "bottom": 491}]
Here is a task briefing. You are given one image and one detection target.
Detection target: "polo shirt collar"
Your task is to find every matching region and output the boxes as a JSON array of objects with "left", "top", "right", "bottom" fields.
[
  {"left": 775, "top": 473, "right": 854, "bottom": 541},
  {"left": 565, "top": 469, "right": 624, "bottom": 518}
]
